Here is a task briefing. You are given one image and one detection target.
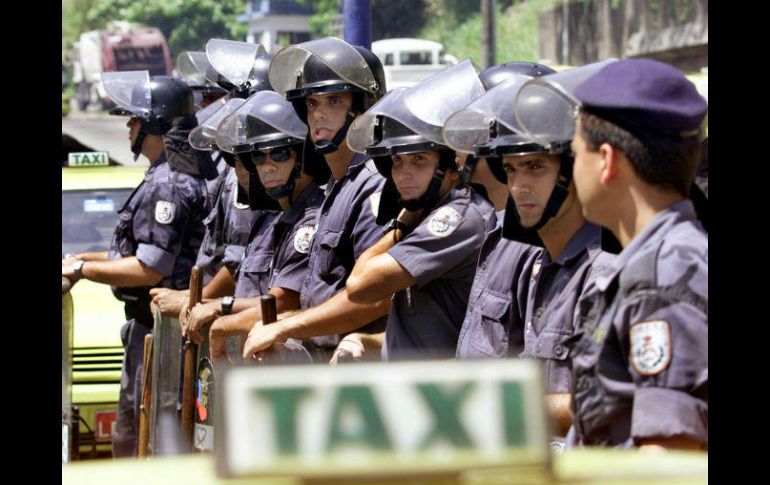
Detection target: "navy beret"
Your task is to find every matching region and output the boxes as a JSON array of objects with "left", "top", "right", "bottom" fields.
[{"left": 574, "top": 59, "right": 707, "bottom": 138}]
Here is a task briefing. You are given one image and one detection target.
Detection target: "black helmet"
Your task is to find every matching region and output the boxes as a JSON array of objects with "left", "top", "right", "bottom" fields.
[
  {"left": 216, "top": 90, "right": 326, "bottom": 209},
  {"left": 347, "top": 60, "right": 483, "bottom": 219},
  {"left": 103, "top": 71, "right": 195, "bottom": 158},
  {"left": 479, "top": 61, "right": 556, "bottom": 90},
  {"left": 206, "top": 39, "right": 273, "bottom": 99},
  {"left": 269, "top": 37, "right": 386, "bottom": 155}
]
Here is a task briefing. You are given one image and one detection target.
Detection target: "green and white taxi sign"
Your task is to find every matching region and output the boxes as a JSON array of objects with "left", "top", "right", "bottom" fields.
[
  {"left": 68, "top": 151, "right": 109, "bottom": 167},
  {"left": 216, "top": 359, "right": 549, "bottom": 479}
]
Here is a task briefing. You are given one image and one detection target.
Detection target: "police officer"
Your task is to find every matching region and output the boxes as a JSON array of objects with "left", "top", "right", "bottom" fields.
[
  {"left": 152, "top": 41, "right": 275, "bottom": 316},
  {"left": 241, "top": 37, "right": 389, "bottom": 361},
  {"left": 61, "top": 72, "right": 210, "bottom": 456},
  {"left": 564, "top": 59, "right": 708, "bottom": 449},
  {"left": 444, "top": 62, "right": 554, "bottom": 361},
  {"left": 455, "top": 62, "right": 616, "bottom": 438},
  {"left": 150, "top": 98, "right": 256, "bottom": 314},
  {"left": 184, "top": 90, "right": 326, "bottom": 362},
  {"left": 341, "top": 60, "right": 494, "bottom": 359}
]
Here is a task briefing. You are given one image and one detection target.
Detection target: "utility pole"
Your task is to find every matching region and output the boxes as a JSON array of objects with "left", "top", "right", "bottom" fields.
[
  {"left": 481, "top": 0, "right": 496, "bottom": 69},
  {"left": 344, "top": 0, "right": 372, "bottom": 50}
]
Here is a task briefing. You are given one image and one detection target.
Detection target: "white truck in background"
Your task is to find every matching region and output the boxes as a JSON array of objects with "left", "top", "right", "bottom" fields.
[{"left": 371, "top": 38, "right": 458, "bottom": 91}]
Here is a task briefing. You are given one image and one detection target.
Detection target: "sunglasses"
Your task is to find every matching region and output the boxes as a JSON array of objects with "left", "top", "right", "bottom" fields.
[{"left": 247, "top": 146, "right": 293, "bottom": 165}]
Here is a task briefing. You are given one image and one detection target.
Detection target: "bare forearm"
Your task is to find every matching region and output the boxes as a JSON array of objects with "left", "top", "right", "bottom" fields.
[
  {"left": 276, "top": 289, "right": 391, "bottom": 340},
  {"left": 349, "top": 230, "right": 399, "bottom": 284},
  {"left": 81, "top": 257, "right": 163, "bottom": 287},
  {"left": 72, "top": 251, "right": 109, "bottom": 262},
  {"left": 544, "top": 393, "right": 573, "bottom": 437},
  {"left": 212, "top": 289, "right": 301, "bottom": 338},
  {"left": 201, "top": 266, "right": 235, "bottom": 299}
]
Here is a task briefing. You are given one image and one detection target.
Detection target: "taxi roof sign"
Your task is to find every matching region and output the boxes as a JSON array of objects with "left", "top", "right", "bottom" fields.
[
  {"left": 216, "top": 359, "right": 549, "bottom": 479},
  {"left": 68, "top": 151, "right": 110, "bottom": 167}
]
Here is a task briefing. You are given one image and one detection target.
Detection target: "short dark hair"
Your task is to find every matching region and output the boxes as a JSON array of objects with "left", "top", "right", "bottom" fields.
[{"left": 578, "top": 111, "right": 701, "bottom": 197}]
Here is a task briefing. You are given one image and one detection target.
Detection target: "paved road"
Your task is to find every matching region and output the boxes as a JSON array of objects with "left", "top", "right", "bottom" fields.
[{"left": 62, "top": 111, "right": 150, "bottom": 166}]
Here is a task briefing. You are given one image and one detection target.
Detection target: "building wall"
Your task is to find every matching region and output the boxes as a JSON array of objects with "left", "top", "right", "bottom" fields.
[{"left": 539, "top": 0, "right": 707, "bottom": 72}]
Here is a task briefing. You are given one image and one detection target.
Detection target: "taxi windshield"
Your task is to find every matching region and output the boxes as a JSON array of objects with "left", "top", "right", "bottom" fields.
[{"left": 61, "top": 188, "right": 133, "bottom": 257}]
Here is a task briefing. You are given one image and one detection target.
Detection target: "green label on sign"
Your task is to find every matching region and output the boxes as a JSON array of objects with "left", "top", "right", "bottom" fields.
[
  {"left": 217, "top": 359, "right": 548, "bottom": 479},
  {"left": 68, "top": 151, "right": 109, "bottom": 167}
]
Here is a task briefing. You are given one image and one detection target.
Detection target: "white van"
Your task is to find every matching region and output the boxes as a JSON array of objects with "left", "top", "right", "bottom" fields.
[{"left": 371, "top": 38, "right": 458, "bottom": 90}]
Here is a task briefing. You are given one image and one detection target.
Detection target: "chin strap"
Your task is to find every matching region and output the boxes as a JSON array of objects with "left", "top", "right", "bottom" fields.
[
  {"left": 399, "top": 168, "right": 446, "bottom": 215},
  {"left": 131, "top": 131, "right": 147, "bottom": 161},
  {"left": 264, "top": 162, "right": 302, "bottom": 203},
  {"left": 313, "top": 113, "right": 356, "bottom": 154}
]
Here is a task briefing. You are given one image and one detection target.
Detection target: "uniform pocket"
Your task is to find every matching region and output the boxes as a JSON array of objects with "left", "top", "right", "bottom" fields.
[
  {"left": 469, "top": 293, "right": 511, "bottom": 357},
  {"left": 316, "top": 230, "right": 346, "bottom": 282}
]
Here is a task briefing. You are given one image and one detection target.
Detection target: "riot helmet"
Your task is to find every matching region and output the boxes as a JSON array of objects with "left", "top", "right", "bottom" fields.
[
  {"left": 481, "top": 60, "right": 618, "bottom": 244},
  {"left": 176, "top": 51, "right": 228, "bottom": 108},
  {"left": 206, "top": 39, "right": 273, "bottom": 99},
  {"left": 216, "top": 90, "right": 322, "bottom": 209},
  {"left": 445, "top": 66, "right": 557, "bottom": 188},
  {"left": 103, "top": 71, "right": 195, "bottom": 159},
  {"left": 188, "top": 98, "right": 246, "bottom": 152},
  {"left": 479, "top": 61, "right": 556, "bottom": 90},
  {"left": 269, "top": 37, "right": 386, "bottom": 155},
  {"left": 347, "top": 59, "right": 483, "bottom": 219}
]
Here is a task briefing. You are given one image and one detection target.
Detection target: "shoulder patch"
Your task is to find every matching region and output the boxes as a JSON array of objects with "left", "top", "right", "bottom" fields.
[
  {"left": 154, "top": 200, "right": 177, "bottom": 225},
  {"left": 630, "top": 320, "right": 672, "bottom": 376},
  {"left": 369, "top": 191, "right": 381, "bottom": 219},
  {"left": 427, "top": 206, "right": 464, "bottom": 238},
  {"left": 293, "top": 224, "right": 317, "bottom": 254}
]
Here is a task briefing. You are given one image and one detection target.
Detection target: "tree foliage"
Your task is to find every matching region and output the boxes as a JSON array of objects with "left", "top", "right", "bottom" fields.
[{"left": 64, "top": 0, "right": 248, "bottom": 58}]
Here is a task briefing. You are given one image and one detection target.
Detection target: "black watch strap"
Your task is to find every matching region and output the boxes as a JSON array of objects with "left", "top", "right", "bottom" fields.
[{"left": 383, "top": 218, "right": 411, "bottom": 235}]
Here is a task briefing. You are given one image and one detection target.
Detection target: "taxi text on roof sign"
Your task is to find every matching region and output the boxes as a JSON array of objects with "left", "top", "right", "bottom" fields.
[
  {"left": 216, "top": 359, "right": 549, "bottom": 479},
  {"left": 68, "top": 151, "right": 109, "bottom": 167}
]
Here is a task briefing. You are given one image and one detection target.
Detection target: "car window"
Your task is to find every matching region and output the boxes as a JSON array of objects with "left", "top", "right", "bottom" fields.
[
  {"left": 383, "top": 53, "right": 394, "bottom": 66},
  {"left": 400, "top": 51, "right": 432, "bottom": 65},
  {"left": 62, "top": 188, "right": 133, "bottom": 256}
]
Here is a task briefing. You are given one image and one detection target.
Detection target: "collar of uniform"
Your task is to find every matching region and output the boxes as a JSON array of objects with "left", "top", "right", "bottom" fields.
[
  {"left": 594, "top": 199, "right": 696, "bottom": 292},
  {"left": 145, "top": 154, "right": 166, "bottom": 178},
  {"left": 323, "top": 153, "right": 368, "bottom": 197},
  {"left": 540, "top": 222, "right": 601, "bottom": 267},
  {"left": 280, "top": 182, "right": 322, "bottom": 227}
]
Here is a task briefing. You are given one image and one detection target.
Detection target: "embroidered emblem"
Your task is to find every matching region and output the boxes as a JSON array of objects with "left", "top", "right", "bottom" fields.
[
  {"left": 630, "top": 320, "right": 672, "bottom": 376},
  {"left": 154, "top": 200, "right": 177, "bottom": 224},
  {"left": 293, "top": 225, "right": 317, "bottom": 254},
  {"left": 427, "top": 206, "right": 463, "bottom": 238}
]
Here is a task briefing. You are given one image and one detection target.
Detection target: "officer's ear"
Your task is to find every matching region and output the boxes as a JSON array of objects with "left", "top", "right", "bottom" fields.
[{"left": 598, "top": 142, "right": 618, "bottom": 187}]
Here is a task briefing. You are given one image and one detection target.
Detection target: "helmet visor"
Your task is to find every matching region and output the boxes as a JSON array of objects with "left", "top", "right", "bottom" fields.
[
  {"left": 188, "top": 98, "right": 246, "bottom": 151},
  {"left": 102, "top": 70, "right": 151, "bottom": 117},
  {"left": 177, "top": 51, "right": 216, "bottom": 86},
  {"left": 514, "top": 59, "right": 616, "bottom": 147},
  {"left": 443, "top": 74, "right": 532, "bottom": 153},
  {"left": 206, "top": 39, "right": 263, "bottom": 87},
  {"left": 347, "top": 59, "right": 483, "bottom": 153},
  {"left": 216, "top": 90, "right": 307, "bottom": 154},
  {"left": 269, "top": 37, "right": 378, "bottom": 97}
]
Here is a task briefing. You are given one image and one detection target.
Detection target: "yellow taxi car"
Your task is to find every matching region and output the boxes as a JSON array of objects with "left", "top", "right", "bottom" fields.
[{"left": 62, "top": 160, "right": 145, "bottom": 458}]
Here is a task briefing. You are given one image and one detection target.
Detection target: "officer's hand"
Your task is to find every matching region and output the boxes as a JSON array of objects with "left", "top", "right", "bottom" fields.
[
  {"left": 62, "top": 265, "right": 79, "bottom": 287},
  {"left": 187, "top": 301, "right": 220, "bottom": 344},
  {"left": 62, "top": 255, "right": 79, "bottom": 267},
  {"left": 179, "top": 304, "right": 191, "bottom": 338},
  {"left": 151, "top": 288, "right": 189, "bottom": 318},
  {"left": 330, "top": 335, "right": 365, "bottom": 365},
  {"left": 242, "top": 321, "right": 287, "bottom": 360},
  {"left": 209, "top": 325, "right": 236, "bottom": 364}
]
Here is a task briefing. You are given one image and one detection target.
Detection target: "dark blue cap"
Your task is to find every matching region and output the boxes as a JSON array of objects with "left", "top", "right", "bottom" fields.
[{"left": 574, "top": 59, "right": 707, "bottom": 139}]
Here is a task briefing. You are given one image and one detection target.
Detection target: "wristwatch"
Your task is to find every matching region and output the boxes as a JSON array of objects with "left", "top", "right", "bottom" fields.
[
  {"left": 383, "top": 218, "right": 411, "bottom": 235},
  {"left": 73, "top": 260, "right": 85, "bottom": 280},
  {"left": 221, "top": 296, "right": 235, "bottom": 315}
]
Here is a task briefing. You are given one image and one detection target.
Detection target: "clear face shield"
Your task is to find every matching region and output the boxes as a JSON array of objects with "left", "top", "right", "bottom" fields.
[
  {"left": 513, "top": 59, "right": 617, "bottom": 148},
  {"left": 188, "top": 98, "right": 246, "bottom": 151},
  {"left": 268, "top": 37, "right": 380, "bottom": 97},
  {"left": 102, "top": 70, "right": 152, "bottom": 118},
  {"left": 215, "top": 90, "right": 307, "bottom": 154},
  {"left": 347, "top": 59, "right": 484, "bottom": 155},
  {"left": 177, "top": 51, "right": 218, "bottom": 86},
  {"left": 443, "top": 73, "right": 534, "bottom": 154},
  {"left": 206, "top": 39, "right": 268, "bottom": 89}
]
